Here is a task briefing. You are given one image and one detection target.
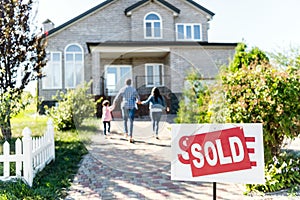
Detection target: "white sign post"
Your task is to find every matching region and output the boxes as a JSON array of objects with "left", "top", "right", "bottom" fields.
[{"left": 171, "top": 124, "right": 265, "bottom": 198}]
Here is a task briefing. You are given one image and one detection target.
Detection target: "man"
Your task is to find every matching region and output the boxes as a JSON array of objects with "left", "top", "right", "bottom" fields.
[{"left": 112, "top": 79, "right": 140, "bottom": 143}]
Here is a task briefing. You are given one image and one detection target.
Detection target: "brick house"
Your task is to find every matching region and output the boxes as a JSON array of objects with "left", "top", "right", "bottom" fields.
[{"left": 39, "top": 0, "right": 237, "bottom": 116}]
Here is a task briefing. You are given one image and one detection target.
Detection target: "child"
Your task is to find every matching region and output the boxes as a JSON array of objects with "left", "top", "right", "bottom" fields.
[{"left": 102, "top": 100, "right": 113, "bottom": 135}]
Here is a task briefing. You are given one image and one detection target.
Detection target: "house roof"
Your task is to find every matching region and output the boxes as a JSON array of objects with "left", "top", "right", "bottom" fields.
[
  {"left": 42, "top": 19, "right": 54, "bottom": 24},
  {"left": 124, "top": 0, "right": 181, "bottom": 16},
  {"left": 86, "top": 41, "right": 237, "bottom": 53},
  {"left": 44, "top": 0, "right": 215, "bottom": 37},
  {"left": 44, "top": 0, "right": 115, "bottom": 36},
  {"left": 186, "top": 0, "right": 214, "bottom": 16}
]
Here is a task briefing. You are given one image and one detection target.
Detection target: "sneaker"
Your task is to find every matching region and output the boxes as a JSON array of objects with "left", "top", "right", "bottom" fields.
[
  {"left": 124, "top": 133, "right": 128, "bottom": 138},
  {"left": 156, "top": 136, "right": 159, "bottom": 140},
  {"left": 129, "top": 138, "right": 134, "bottom": 143}
]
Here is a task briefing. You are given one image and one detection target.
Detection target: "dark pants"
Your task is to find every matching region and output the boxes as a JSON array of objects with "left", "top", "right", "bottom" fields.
[{"left": 103, "top": 121, "right": 111, "bottom": 135}]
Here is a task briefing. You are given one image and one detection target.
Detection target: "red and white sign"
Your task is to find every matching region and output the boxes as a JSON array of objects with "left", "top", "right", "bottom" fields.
[{"left": 171, "top": 124, "right": 265, "bottom": 184}]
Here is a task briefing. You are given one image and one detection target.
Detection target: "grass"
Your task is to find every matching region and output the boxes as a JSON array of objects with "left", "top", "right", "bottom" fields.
[{"left": 0, "top": 103, "right": 99, "bottom": 199}]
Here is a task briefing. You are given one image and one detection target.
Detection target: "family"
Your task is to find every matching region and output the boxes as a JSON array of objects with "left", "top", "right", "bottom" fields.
[{"left": 101, "top": 78, "right": 166, "bottom": 143}]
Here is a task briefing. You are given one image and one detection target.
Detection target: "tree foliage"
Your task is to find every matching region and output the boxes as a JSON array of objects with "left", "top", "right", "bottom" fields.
[
  {"left": 229, "top": 43, "right": 269, "bottom": 72},
  {"left": 269, "top": 46, "right": 300, "bottom": 69},
  {"left": 0, "top": 0, "right": 47, "bottom": 139}
]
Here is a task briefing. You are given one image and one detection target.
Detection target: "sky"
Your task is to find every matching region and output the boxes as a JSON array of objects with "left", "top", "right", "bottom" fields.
[{"left": 36, "top": 0, "right": 300, "bottom": 53}]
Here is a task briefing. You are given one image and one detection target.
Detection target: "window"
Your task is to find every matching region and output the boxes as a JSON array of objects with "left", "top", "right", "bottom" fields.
[
  {"left": 176, "top": 23, "right": 202, "bottom": 41},
  {"left": 64, "top": 44, "right": 84, "bottom": 88},
  {"left": 105, "top": 65, "right": 132, "bottom": 96},
  {"left": 144, "top": 12, "right": 162, "bottom": 39},
  {"left": 42, "top": 52, "right": 62, "bottom": 89},
  {"left": 145, "top": 64, "right": 164, "bottom": 87}
]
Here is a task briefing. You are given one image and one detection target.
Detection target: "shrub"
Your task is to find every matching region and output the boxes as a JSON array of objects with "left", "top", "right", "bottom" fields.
[
  {"left": 222, "top": 62, "right": 300, "bottom": 163},
  {"left": 175, "top": 43, "right": 300, "bottom": 193},
  {"left": 175, "top": 70, "right": 211, "bottom": 123},
  {"left": 246, "top": 151, "right": 300, "bottom": 194},
  {"left": 46, "top": 81, "right": 98, "bottom": 131}
]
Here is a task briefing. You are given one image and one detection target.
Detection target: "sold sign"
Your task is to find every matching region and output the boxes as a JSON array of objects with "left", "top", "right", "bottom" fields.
[
  {"left": 178, "top": 127, "right": 256, "bottom": 177},
  {"left": 171, "top": 124, "right": 265, "bottom": 184}
]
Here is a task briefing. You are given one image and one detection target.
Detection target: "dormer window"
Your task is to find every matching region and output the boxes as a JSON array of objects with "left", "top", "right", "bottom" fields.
[
  {"left": 144, "top": 12, "right": 162, "bottom": 39},
  {"left": 176, "top": 23, "right": 202, "bottom": 41}
]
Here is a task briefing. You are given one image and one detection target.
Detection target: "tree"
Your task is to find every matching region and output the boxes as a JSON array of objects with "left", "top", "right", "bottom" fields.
[
  {"left": 229, "top": 43, "right": 269, "bottom": 72},
  {"left": 0, "top": 0, "right": 47, "bottom": 140},
  {"left": 269, "top": 46, "right": 300, "bottom": 69}
]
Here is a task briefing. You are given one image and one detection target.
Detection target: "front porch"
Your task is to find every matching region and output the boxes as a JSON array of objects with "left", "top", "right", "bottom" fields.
[{"left": 88, "top": 42, "right": 181, "bottom": 117}]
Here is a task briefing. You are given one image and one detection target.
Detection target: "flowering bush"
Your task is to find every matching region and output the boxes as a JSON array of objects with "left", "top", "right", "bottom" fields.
[{"left": 222, "top": 63, "right": 300, "bottom": 163}]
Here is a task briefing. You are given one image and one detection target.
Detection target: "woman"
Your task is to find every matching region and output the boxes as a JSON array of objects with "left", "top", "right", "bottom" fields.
[{"left": 141, "top": 87, "right": 166, "bottom": 139}]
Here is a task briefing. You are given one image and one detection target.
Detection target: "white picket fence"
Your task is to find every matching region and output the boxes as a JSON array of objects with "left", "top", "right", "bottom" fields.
[{"left": 0, "top": 119, "right": 55, "bottom": 187}]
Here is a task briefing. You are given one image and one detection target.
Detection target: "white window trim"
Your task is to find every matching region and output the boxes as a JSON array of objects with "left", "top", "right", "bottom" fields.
[
  {"left": 145, "top": 63, "right": 164, "bottom": 87},
  {"left": 64, "top": 43, "right": 84, "bottom": 89},
  {"left": 42, "top": 51, "right": 62, "bottom": 89},
  {"left": 144, "top": 12, "right": 163, "bottom": 39},
  {"left": 176, "top": 23, "right": 202, "bottom": 41}
]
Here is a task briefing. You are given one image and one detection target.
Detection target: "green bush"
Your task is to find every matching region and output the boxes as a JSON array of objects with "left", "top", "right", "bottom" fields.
[
  {"left": 221, "top": 45, "right": 300, "bottom": 193},
  {"left": 246, "top": 151, "right": 300, "bottom": 194},
  {"left": 175, "top": 43, "right": 300, "bottom": 193},
  {"left": 222, "top": 62, "right": 300, "bottom": 163},
  {"left": 46, "top": 81, "right": 98, "bottom": 131},
  {"left": 175, "top": 70, "right": 211, "bottom": 123}
]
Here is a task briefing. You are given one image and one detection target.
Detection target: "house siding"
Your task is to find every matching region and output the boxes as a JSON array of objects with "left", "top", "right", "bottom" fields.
[
  {"left": 130, "top": 2, "right": 175, "bottom": 41},
  {"left": 170, "top": 46, "right": 235, "bottom": 94},
  {"left": 39, "top": 0, "right": 235, "bottom": 114},
  {"left": 173, "top": 0, "right": 210, "bottom": 41}
]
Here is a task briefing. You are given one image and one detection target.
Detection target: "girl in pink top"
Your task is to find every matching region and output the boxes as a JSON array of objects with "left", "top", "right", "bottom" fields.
[{"left": 102, "top": 100, "right": 113, "bottom": 135}]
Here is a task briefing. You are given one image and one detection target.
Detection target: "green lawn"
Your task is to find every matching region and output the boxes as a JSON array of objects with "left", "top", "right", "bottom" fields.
[{"left": 0, "top": 103, "right": 99, "bottom": 199}]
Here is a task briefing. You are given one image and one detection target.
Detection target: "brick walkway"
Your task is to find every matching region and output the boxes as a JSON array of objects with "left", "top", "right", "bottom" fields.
[{"left": 65, "top": 115, "right": 300, "bottom": 200}]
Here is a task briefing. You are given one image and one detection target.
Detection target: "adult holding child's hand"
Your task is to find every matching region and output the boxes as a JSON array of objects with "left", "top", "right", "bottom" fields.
[{"left": 112, "top": 79, "right": 140, "bottom": 143}]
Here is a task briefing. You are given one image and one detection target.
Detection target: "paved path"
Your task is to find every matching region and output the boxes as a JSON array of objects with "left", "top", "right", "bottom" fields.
[{"left": 65, "top": 115, "right": 300, "bottom": 200}]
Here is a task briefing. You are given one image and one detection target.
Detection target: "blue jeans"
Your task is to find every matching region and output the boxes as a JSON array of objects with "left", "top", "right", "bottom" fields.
[
  {"left": 122, "top": 107, "right": 136, "bottom": 137},
  {"left": 150, "top": 111, "right": 162, "bottom": 135}
]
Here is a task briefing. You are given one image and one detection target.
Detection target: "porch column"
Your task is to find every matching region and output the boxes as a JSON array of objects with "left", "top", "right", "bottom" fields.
[{"left": 92, "top": 51, "right": 101, "bottom": 95}]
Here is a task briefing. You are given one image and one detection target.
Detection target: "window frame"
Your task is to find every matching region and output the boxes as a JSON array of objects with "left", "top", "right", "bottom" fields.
[
  {"left": 104, "top": 65, "right": 132, "bottom": 96},
  {"left": 42, "top": 51, "right": 62, "bottom": 89},
  {"left": 145, "top": 63, "right": 164, "bottom": 87},
  {"left": 176, "top": 23, "right": 202, "bottom": 41},
  {"left": 144, "top": 12, "right": 163, "bottom": 39},
  {"left": 64, "top": 44, "right": 84, "bottom": 89}
]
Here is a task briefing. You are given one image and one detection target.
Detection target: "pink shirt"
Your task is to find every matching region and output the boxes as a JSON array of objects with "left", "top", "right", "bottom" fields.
[{"left": 102, "top": 106, "right": 113, "bottom": 121}]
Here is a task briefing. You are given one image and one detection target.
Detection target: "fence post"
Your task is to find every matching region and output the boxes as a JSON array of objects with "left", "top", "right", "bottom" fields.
[
  {"left": 47, "top": 119, "right": 55, "bottom": 160},
  {"left": 3, "top": 142, "right": 10, "bottom": 178},
  {"left": 22, "top": 127, "right": 33, "bottom": 187}
]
